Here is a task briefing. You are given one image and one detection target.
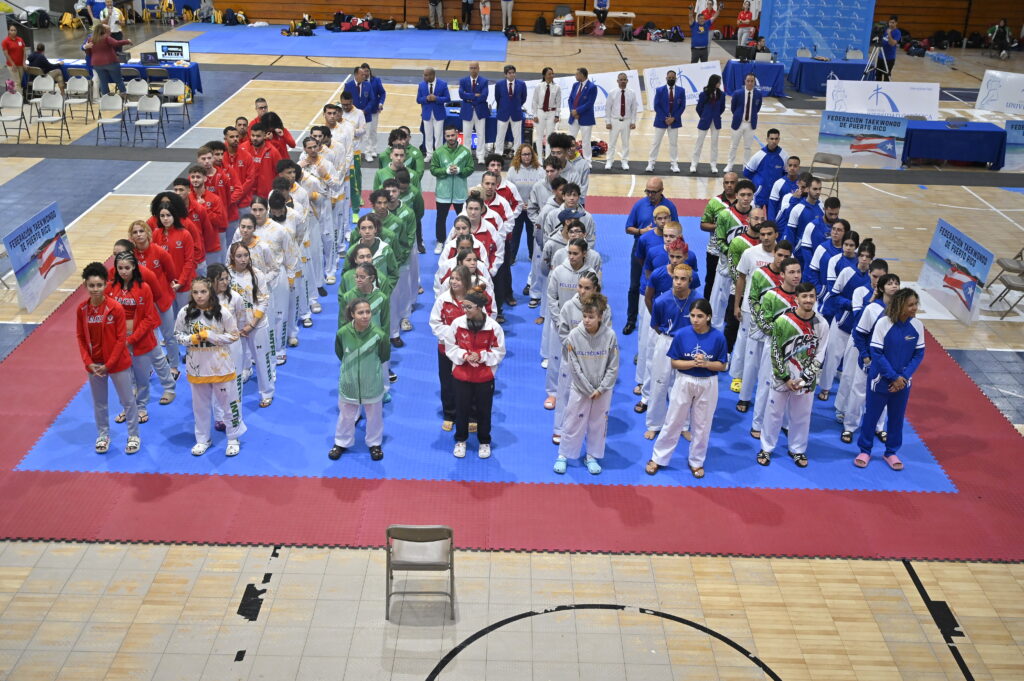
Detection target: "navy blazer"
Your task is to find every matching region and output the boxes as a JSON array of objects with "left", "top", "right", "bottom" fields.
[
  {"left": 417, "top": 79, "right": 451, "bottom": 121},
  {"left": 652, "top": 85, "right": 686, "bottom": 129},
  {"left": 494, "top": 79, "right": 528, "bottom": 122},
  {"left": 729, "top": 87, "right": 762, "bottom": 130},
  {"left": 458, "top": 76, "right": 491, "bottom": 121},
  {"left": 568, "top": 80, "right": 597, "bottom": 126},
  {"left": 344, "top": 79, "right": 377, "bottom": 122},
  {"left": 695, "top": 89, "right": 726, "bottom": 130}
]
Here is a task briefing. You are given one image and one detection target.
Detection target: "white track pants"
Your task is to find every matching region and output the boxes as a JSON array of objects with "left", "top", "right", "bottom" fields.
[
  {"left": 192, "top": 380, "right": 246, "bottom": 445},
  {"left": 558, "top": 388, "right": 612, "bottom": 460},
  {"left": 645, "top": 331, "right": 675, "bottom": 432},
  {"left": 652, "top": 373, "right": 718, "bottom": 468},
  {"left": 760, "top": 387, "right": 813, "bottom": 455},
  {"left": 335, "top": 398, "right": 383, "bottom": 447}
]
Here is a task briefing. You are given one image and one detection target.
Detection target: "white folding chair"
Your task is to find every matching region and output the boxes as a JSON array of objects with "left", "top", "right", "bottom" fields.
[
  {"left": 34, "top": 93, "right": 71, "bottom": 144},
  {"left": 132, "top": 95, "right": 166, "bottom": 146},
  {"left": 385, "top": 525, "right": 455, "bottom": 621},
  {"left": 0, "top": 92, "right": 31, "bottom": 142},
  {"left": 160, "top": 79, "right": 191, "bottom": 127},
  {"left": 123, "top": 78, "right": 149, "bottom": 121},
  {"left": 65, "top": 76, "right": 95, "bottom": 123},
  {"left": 29, "top": 74, "right": 57, "bottom": 110},
  {"left": 96, "top": 93, "right": 129, "bottom": 145}
]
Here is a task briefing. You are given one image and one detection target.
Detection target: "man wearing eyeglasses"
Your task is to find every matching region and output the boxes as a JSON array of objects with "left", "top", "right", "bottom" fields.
[
  {"left": 252, "top": 98, "right": 268, "bottom": 127},
  {"left": 622, "top": 177, "right": 678, "bottom": 334}
]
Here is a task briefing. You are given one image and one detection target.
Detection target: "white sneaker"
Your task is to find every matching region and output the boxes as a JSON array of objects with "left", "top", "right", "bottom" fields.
[
  {"left": 541, "top": 358, "right": 548, "bottom": 369},
  {"left": 400, "top": 318, "right": 413, "bottom": 332},
  {"left": 621, "top": 161, "right": 629, "bottom": 170},
  {"left": 645, "top": 163, "right": 654, "bottom": 172},
  {"left": 325, "top": 274, "right": 336, "bottom": 285},
  {"left": 453, "top": 441, "right": 467, "bottom": 458},
  {"left": 434, "top": 242, "right": 444, "bottom": 255},
  {"left": 690, "top": 164, "right": 697, "bottom": 174},
  {"left": 226, "top": 440, "right": 240, "bottom": 457},
  {"left": 478, "top": 443, "right": 491, "bottom": 459},
  {"left": 604, "top": 160, "right": 612, "bottom": 170},
  {"left": 670, "top": 163, "right": 680, "bottom": 173},
  {"left": 288, "top": 337, "right": 299, "bottom": 348},
  {"left": 191, "top": 441, "right": 211, "bottom": 457}
]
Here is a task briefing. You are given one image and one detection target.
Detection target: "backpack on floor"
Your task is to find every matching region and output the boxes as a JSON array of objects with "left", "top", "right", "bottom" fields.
[
  {"left": 59, "top": 11, "right": 74, "bottom": 28},
  {"left": 223, "top": 8, "right": 238, "bottom": 25},
  {"left": 534, "top": 15, "right": 547, "bottom": 34},
  {"left": 667, "top": 25, "right": 685, "bottom": 42},
  {"left": 966, "top": 31, "right": 983, "bottom": 48},
  {"left": 504, "top": 25, "right": 520, "bottom": 40},
  {"left": 416, "top": 16, "right": 431, "bottom": 29},
  {"left": 947, "top": 29, "right": 963, "bottom": 46}
]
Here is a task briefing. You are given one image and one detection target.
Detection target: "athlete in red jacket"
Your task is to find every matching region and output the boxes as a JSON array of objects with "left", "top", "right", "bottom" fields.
[{"left": 239, "top": 122, "right": 283, "bottom": 200}]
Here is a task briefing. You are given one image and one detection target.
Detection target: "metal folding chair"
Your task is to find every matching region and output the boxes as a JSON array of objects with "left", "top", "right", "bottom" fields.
[
  {"left": 96, "top": 93, "right": 129, "bottom": 144},
  {"left": 132, "top": 95, "right": 166, "bottom": 146},
  {"left": 0, "top": 92, "right": 31, "bottom": 142},
  {"left": 34, "top": 93, "right": 71, "bottom": 144},
  {"left": 385, "top": 525, "right": 455, "bottom": 621}
]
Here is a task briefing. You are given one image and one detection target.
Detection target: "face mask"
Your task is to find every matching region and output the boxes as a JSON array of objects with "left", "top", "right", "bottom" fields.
[{"left": 666, "top": 79, "right": 676, "bottom": 87}]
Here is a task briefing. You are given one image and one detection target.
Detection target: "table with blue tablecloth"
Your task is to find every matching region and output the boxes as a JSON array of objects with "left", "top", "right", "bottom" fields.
[
  {"left": 902, "top": 120, "right": 1007, "bottom": 170},
  {"left": 722, "top": 59, "right": 787, "bottom": 98},
  {"left": 56, "top": 59, "right": 203, "bottom": 94},
  {"left": 787, "top": 57, "right": 868, "bottom": 96}
]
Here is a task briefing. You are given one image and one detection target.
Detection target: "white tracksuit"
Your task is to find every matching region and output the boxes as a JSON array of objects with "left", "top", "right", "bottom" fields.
[{"left": 229, "top": 266, "right": 276, "bottom": 402}]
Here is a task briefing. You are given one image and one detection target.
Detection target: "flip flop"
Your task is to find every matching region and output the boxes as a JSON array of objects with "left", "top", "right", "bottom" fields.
[
  {"left": 735, "top": 400, "right": 750, "bottom": 413},
  {"left": 884, "top": 454, "right": 904, "bottom": 471},
  {"left": 841, "top": 431, "right": 854, "bottom": 444},
  {"left": 854, "top": 453, "right": 870, "bottom": 468},
  {"left": 645, "top": 460, "right": 660, "bottom": 475},
  {"left": 690, "top": 466, "right": 705, "bottom": 479}
]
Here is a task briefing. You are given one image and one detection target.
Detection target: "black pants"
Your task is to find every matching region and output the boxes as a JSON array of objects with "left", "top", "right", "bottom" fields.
[
  {"left": 626, "top": 255, "right": 643, "bottom": 325},
  {"left": 876, "top": 58, "right": 894, "bottom": 81},
  {"left": 454, "top": 379, "right": 494, "bottom": 443},
  {"left": 493, "top": 238, "right": 512, "bottom": 311},
  {"left": 595, "top": 9, "right": 608, "bottom": 22},
  {"left": 461, "top": 2, "right": 472, "bottom": 26},
  {"left": 509, "top": 212, "right": 533, "bottom": 263},
  {"left": 724, "top": 294, "right": 740, "bottom": 352},
  {"left": 438, "top": 350, "right": 456, "bottom": 421},
  {"left": 435, "top": 202, "right": 463, "bottom": 243},
  {"left": 704, "top": 252, "right": 718, "bottom": 300},
  {"left": 691, "top": 46, "right": 709, "bottom": 63}
]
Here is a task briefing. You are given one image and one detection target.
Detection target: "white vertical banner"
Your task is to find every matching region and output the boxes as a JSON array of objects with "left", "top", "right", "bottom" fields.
[
  {"left": 643, "top": 61, "right": 723, "bottom": 109},
  {"left": 524, "top": 70, "right": 643, "bottom": 119},
  {"left": 976, "top": 69, "right": 1024, "bottom": 115}
]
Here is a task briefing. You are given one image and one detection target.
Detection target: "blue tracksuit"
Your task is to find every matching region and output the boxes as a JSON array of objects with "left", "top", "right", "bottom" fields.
[
  {"left": 857, "top": 315, "right": 925, "bottom": 456},
  {"left": 743, "top": 145, "right": 788, "bottom": 208}
]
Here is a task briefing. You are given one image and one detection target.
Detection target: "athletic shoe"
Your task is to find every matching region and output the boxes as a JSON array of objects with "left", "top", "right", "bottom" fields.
[
  {"left": 541, "top": 358, "right": 548, "bottom": 369},
  {"left": 226, "top": 440, "right": 240, "bottom": 457},
  {"left": 390, "top": 336, "right": 405, "bottom": 348},
  {"left": 191, "top": 441, "right": 211, "bottom": 457},
  {"left": 214, "top": 421, "right": 226, "bottom": 432},
  {"left": 621, "top": 161, "right": 629, "bottom": 170},
  {"left": 328, "top": 445, "right": 346, "bottom": 460},
  {"left": 604, "top": 160, "right": 612, "bottom": 170},
  {"left": 522, "top": 284, "right": 530, "bottom": 296},
  {"left": 288, "top": 337, "right": 299, "bottom": 347},
  {"left": 453, "top": 441, "right": 467, "bottom": 458},
  {"left": 276, "top": 355, "right": 287, "bottom": 366},
  {"left": 645, "top": 163, "right": 654, "bottom": 173},
  {"left": 690, "top": 165, "right": 697, "bottom": 174},
  {"left": 528, "top": 298, "right": 540, "bottom": 308},
  {"left": 418, "top": 243, "right": 426, "bottom": 254},
  {"left": 389, "top": 371, "right": 398, "bottom": 383},
  {"left": 301, "top": 318, "right": 313, "bottom": 328},
  {"left": 496, "top": 313, "right": 506, "bottom": 324},
  {"left": 434, "top": 243, "right": 444, "bottom": 255},
  {"left": 670, "top": 163, "right": 680, "bottom": 173},
  {"left": 370, "top": 445, "right": 384, "bottom": 461},
  {"left": 400, "top": 318, "right": 413, "bottom": 332},
  {"left": 478, "top": 443, "right": 491, "bottom": 459}
]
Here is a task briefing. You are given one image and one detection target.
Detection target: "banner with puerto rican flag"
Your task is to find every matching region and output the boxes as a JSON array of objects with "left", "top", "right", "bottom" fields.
[
  {"left": 816, "top": 110, "right": 906, "bottom": 169},
  {"left": 2, "top": 202, "right": 75, "bottom": 312},
  {"left": 918, "top": 219, "right": 993, "bottom": 325}
]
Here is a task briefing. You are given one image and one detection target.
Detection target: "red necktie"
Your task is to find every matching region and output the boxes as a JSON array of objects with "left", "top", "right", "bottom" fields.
[
  {"left": 574, "top": 83, "right": 582, "bottom": 108},
  {"left": 745, "top": 91, "right": 751, "bottom": 121},
  {"left": 508, "top": 82, "right": 513, "bottom": 97},
  {"left": 668, "top": 87, "right": 673, "bottom": 110},
  {"left": 543, "top": 84, "right": 550, "bottom": 110},
  {"left": 620, "top": 91, "right": 625, "bottom": 117},
  {"left": 429, "top": 82, "right": 433, "bottom": 95}
]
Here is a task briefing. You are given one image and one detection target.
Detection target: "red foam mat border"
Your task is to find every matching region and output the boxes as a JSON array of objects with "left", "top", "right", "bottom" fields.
[{"left": 1, "top": 205, "right": 1021, "bottom": 560}]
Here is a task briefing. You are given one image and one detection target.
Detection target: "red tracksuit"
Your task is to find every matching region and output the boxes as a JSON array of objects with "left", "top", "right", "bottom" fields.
[
  {"left": 224, "top": 146, "right": 256, "bottom": 212},
  {"left": 191, "top": 187, "right": 227, "bottom": 253},
  {"left": 239, "top": 140, "right": 283, "bottom": 200},
  {"left": 76, "top": 297, "right": 132, "bottom": 374},
  {"left": 133, "top": 243, "right": 178, "bottom": 311},
  {"left": 148, "top": 215, "right": 204, "bottom": 271},
  {"left": 152, "top": 226, "right": 198, "bottom": 291},
  {"left": 207, "top": 165, "right": 236, "bottom": 223},
  {"left": 106, "top": 280, "right": 161, "bottom": 356}
]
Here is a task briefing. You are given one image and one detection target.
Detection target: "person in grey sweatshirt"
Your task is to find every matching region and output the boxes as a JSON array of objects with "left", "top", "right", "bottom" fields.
[
  {"left": 543, "top": 239, "right": 597, "bottom": 409},
  {"left": 554, "top": 294, "right": 619, "bottom": 475}
]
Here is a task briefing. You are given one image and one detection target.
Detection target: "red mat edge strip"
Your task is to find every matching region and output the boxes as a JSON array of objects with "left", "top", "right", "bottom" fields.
[{"left": 1, "top": 202, "right": 1021, "bottom": 561}]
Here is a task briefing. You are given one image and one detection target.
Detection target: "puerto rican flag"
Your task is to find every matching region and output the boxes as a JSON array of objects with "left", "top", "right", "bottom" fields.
[
  {"left": 37, "top": 235, "right": 71, "bottom": 279},
  {"left": 849, "top": 136, "right": 898, "bottom": 159},
  {"left": 943, "top": 263, "right": 980, "bottom": 309}
]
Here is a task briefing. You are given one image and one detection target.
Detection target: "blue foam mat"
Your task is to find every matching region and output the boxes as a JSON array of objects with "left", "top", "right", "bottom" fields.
[
  {"left": 185, "top": 24, "right": 508, "bottom": 62},
  {"left": 17, "top": 213, "right": 956, "bottom": 493}
]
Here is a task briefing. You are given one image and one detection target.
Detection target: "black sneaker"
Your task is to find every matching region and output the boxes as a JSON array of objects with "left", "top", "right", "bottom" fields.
[
  {"left": 328, "top": 445, "right": 346, "bottom": 460},
  {"left": 522, "top": 284, "right": 530, "bottom": 296},
  {"left": 389, "top": 371, "right": 398, "bottom": 383},
  {"left": 370, "top": 445, "right": 384, "bottom": 461},
  {"left": 417, "top": 242, "right": 426, "bottom": 254},
  {"left": 318, "top": 287, "right": 328, "bottom": 297}
]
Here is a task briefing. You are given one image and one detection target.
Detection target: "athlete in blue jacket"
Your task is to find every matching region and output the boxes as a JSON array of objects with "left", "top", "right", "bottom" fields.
[{"left": 743, "top": 129, "right": 788, "bottom": 208}]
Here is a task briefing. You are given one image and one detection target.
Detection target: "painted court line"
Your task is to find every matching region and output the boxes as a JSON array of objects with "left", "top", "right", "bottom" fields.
[{"left": 962, "top": 186, "right": 1024, "bottom": 232}]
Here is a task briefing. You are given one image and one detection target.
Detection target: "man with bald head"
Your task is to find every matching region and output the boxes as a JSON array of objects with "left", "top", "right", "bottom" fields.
[
  {"left": 623, "top": 177, "right": 679, "bottom": 334},
  {"left": 417, "top": 67, "right": 450, "bottom": 161},
  {"left": 459, "top": 61, "right": 490, "bottom": 164}
]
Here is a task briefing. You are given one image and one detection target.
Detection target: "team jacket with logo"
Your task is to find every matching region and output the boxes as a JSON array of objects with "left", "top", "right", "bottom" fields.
[
  {"left": 76, "top": 298, "right": 132, "bottom": 374},
  {"left": 444, "top": 315, "right": 506, "bottom": 383},
  {"left": 173, "top": 307, "right": 240, "bottom": 384},
  {"left": 106, "top": 280, "right": 160, "bottom": 356}
]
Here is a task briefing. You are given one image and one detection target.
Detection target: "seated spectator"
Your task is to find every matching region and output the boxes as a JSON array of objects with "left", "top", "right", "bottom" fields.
[
  {"left": 74, "top": 0, "right": 95, "bottom": 27},
  {"left": 989, "top": 18, "right": 1012, "bottom": 59},
  {"left": 27, "top": 44, "right": 65, "bottom": 93}
]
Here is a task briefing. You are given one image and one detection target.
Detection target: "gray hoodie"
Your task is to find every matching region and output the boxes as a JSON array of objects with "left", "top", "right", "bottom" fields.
[
  {"left": 552, "top": 246, "right": 602, "bottom": 275},
  {"left": 563, "top": 322, "right": 619, "bottom": 395},
  {"left": 547, "top": 261, "right": 595, "bottom": 320},
  {"left": 557, "top": 293, "right": 613, "bottom": 343}
]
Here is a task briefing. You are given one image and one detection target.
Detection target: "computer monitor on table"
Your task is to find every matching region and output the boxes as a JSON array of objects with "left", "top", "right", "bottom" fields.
[{"left": 154, "top": 41, "right": 191, "bottom": 62}]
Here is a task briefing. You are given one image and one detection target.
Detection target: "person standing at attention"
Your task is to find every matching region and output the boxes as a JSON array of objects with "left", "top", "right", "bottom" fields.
[
  {"left": 568, "top": 68, "right": 598, "bottom": 163},
  {"left": 688, "top": 2, "right": 722, "bottom": 63},
  {"left": 854, "top": 288, "right": 924, "bottom": 470},
  {"left": 417, "top": 68, "right": 450, "bottom": 162},
  {"left": 726, "top": 73, "right": 762, "bottom": 172},
  {"left": 531, "top": 67, "right": 561, "bottom": 160},
  {"left": 77, "top": 262, "right": 140, "bottom": 455},
  {"left": 459, "top": 62, "right": 490, "bottom": 164},
  {"left": 330, "top": 299, "right": 389, "bottom": 462},
  {"left": 494, "top": 64, "right": 527, "bottom": 155},
  {"left": 647, "top": 70, "right": 686, "bottom": 173},
  {"left": 430, "top": 126, "right": 477, "bottom": 254},
  {"left": 501, "top": 0, "right": 514, "bottom": 29},
  {"left": 691, "top": 74, "right": 727, "bottom": 175},
  {"left": 605, "top": 72, "right": 638, "bottom": 171},
  {"left": 623, "top": 179, "right": 679, "bottom": 335}
]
